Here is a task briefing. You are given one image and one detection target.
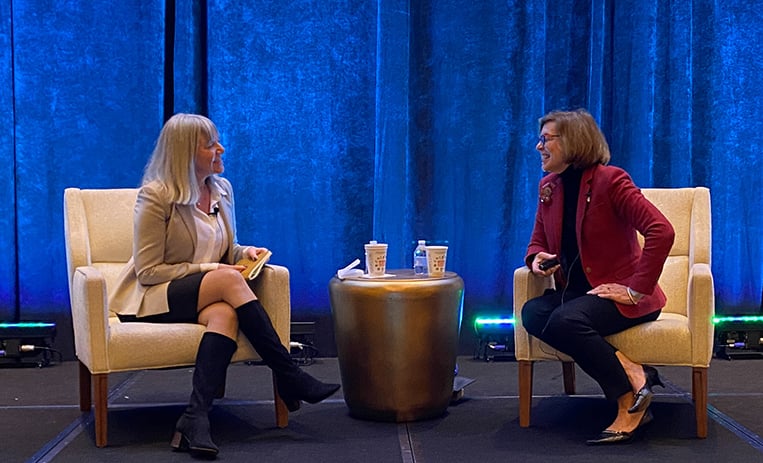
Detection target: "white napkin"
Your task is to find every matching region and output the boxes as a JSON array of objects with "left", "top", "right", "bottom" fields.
[{"left": 337, "top": 259, "right": 363, "bottom": 280}]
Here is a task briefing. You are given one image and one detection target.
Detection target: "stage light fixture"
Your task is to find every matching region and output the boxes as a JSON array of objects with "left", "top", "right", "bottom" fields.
[
  {"left": 713, "top": 315, "right": 763, "bottom": 359},
  {"left": 473, "top": 315, "right": 514, "bottom": 361},
  {"left": 0, "top": 321, "right": 58, "bottom": 367}
]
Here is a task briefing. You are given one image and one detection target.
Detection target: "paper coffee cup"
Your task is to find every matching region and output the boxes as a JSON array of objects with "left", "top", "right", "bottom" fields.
[
  {"left": 425, "top": 245, "right": 448, "bottom": 277},
  {"left": 364, "top": 242, "right": 388, "bottom": 277}
]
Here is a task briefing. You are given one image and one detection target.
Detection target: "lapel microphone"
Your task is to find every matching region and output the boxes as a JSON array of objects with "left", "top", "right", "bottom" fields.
[{"left": 209, "top": 206, "right": 219, "bottom": 216}]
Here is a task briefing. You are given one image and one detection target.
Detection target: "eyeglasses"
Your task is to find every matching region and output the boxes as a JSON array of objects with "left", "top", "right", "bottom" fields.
[{"left": 537, "top": 134, "right": 560, "bottom": 146}]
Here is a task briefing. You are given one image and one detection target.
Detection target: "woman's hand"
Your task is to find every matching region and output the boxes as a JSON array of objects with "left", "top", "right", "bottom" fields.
[
  {"left": 587, "top": 283, "right": 639, "bottom": 305},
  {"left": 246, "top": 247, "right": 269, "bottom": 260},
  {"left": 532, "top": 252, "right": 560, "bottom": 276},
  {"left": 219, "top": 263, "right": 246, "bottom": 272}
]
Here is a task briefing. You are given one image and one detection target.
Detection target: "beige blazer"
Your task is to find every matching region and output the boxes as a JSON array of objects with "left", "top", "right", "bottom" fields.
[{"left": 108, "top": 177, "right": 249, "bottom": 317}]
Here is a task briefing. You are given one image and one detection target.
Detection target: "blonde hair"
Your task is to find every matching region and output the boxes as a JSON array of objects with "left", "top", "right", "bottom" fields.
[
  {"left": 142, "top": 113, "right": 220, "bottom": 205},
  {"left": 539, "top": 109, "right": 610, "bottom": 168}
]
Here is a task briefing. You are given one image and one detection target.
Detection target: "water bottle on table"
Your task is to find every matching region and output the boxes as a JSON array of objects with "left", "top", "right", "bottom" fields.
[{"left": 413, "top": 240, "right": 427, "bottom": 275}]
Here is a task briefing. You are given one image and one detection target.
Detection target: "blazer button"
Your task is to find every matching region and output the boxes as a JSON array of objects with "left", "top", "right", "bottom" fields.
[{"left": 585, "top": 267, "right": 592, "bottom": 273}]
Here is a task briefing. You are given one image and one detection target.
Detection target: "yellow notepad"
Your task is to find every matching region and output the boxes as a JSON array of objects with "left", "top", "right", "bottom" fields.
[{"left": 236, "top": 250, "right": 272, "bottom": 280}]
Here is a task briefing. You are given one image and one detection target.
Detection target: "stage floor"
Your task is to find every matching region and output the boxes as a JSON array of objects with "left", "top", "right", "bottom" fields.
[{"left": 2, "top": 356, "right": 763, "bottom": 462}]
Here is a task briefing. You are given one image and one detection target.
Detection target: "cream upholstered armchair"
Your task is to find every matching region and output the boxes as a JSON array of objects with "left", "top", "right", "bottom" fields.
[
  {"left": 513, "top": 187, "right": 714, "bottom": 438},
  {"left": 63, "top": 187, "right": 292, "bottom": 447}
]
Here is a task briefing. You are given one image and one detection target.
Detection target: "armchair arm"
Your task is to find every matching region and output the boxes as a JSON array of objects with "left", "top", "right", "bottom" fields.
[
  {"left": 249, "top": 264, "right": 291, "bottom": 349},
  {"left": 71, "top": 266, "right": 111, "bottom": 373},
  {"left": 513, "top": 266, "right": 554, "bottom": 359},
  {"left": 687, "top": 263, "right": 715, "bottom": 367}
]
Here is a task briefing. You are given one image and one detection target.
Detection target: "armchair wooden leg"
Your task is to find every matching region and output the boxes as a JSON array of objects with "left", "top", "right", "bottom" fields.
[
  {"left": 562, "top": 362, "right": 576, "bottom": 395},
  {"left": 518, "top": 360, "right": 534, "bottom": 427},
  {"left": 692, "top": 367, "right": 708, "bottom": 438},
  {"left": 93, "top": 373, "right": 108, "bottom": 448},
  {"left": 78, "top": 361, "right": 92, "bottom": 412},
  {"left": 273, "top": 374, "right": 289, "bottom": 428}
]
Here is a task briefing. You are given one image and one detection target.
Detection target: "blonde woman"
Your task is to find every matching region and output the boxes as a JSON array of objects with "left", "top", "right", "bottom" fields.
[{"left": 110, "top": 113, "right": 339, "bottom": 458}]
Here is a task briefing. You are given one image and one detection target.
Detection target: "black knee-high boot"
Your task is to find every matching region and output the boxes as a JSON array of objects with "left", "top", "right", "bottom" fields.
[
  {"left": 236, "top": 300, "right": 340, "bottom": 411},
  {"left": 171, "top": 331, "right": 237, "bottom": 458}
]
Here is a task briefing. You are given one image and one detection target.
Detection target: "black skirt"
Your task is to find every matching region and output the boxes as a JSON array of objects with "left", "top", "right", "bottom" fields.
[{"left": 117, "top": 272, "right": 205, "bottom": 324}]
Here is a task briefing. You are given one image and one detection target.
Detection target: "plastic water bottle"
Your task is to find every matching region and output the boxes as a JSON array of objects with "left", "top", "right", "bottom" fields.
[{"left": 413, "top": 240, "right": 427, "bottom": 275}]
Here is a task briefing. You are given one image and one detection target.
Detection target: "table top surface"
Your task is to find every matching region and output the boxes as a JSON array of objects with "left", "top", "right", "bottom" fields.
[{"left": 335, "top": 268, "right": 459, "bottom": 282}]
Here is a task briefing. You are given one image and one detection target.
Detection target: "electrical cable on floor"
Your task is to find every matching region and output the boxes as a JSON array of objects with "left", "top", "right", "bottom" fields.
[
  {"left": 0, "top": 343, "right": 62, "bottom": 367},
  {"left": 290, "top": 341, "right": 319, "bottom": 366}
]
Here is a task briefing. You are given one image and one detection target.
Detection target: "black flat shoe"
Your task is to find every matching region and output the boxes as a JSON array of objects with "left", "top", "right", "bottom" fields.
[
  {"left": 628, "top": 365, "right": 664, "bottom": 414},
  {"left": 586, "top": 409, "right": 653, "bottom": 446}
]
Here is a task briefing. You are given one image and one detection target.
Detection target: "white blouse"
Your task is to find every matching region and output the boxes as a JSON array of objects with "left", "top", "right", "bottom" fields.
[{"left": 192, "top": 184, "right": 229, "bottom": 272}]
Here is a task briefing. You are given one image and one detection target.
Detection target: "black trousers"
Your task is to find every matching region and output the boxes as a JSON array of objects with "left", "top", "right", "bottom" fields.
[{"left": 521, "top": 289, "right": 660, "bottom": 401}]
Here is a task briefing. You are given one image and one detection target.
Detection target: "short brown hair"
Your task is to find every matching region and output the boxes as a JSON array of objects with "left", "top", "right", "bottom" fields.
[{"left": 539, "top": 109, "right": 610, "bottom": 168}]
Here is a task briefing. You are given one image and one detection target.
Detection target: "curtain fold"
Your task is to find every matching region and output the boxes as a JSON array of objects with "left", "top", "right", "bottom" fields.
[
  {"left": 174, "top": 0, "right": 206, "bottom": 116},
  {"left": 0, "top": 0, "right": 15, "bottom": 319},
  {"left": 374, "top": 0, "right": 413, "bottom": 267}
]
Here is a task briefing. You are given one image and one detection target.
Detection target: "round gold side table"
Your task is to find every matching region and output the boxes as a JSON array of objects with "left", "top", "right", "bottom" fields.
[{"left": 329, "top": 269, "right": 464, "bottom": 422}]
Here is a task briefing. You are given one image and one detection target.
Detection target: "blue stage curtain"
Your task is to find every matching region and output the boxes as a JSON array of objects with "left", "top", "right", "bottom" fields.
[
  {"left": 2, "top": 1, "right": 762, "bottom": 347},
  {"left": 205, "top": 1, "right": 377, "bottom": 313},
  {"left": 0, "top": 0, "right": 15, "bottom": 319},
  {"left": 388, "top": 0, "right": 763, "bottom": 314},
  {"left": 8, "top": 0, "right": 165, "bottom": 322},
  {"left": 199, "top": 0, "right": 763, "bottom": 317}
]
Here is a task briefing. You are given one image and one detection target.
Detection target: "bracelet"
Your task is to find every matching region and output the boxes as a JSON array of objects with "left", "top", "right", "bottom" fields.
[{"left": 626, "top": 287, "right": 638, "bottom": 305}]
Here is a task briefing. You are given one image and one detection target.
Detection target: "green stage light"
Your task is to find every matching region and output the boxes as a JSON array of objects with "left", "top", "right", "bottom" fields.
[
  {"left": 0, "top": 322, "right": 56, "bottom": 329},
  {"left": 474, "top": 317, "right": 514, "bottom": 327},
  {"left": 713, "top": 315, "right": 763, "bottom": 324},
  {"left": 473, "top": 317, "right": 514, "bottom": 337}
]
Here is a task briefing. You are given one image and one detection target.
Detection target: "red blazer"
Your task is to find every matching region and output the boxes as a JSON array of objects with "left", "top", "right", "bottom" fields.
[{"left": 525, "top": 164, "right": 675, "bottom": 318}]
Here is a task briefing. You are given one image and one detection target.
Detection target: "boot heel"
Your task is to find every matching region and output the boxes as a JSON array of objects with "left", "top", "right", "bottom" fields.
[
  {"left": 628, "top": 366, "right": 663, "bottom": 414},
  {"left": 170, "top": 431, "right": 188, "bottom": 451},
  {"left": 645, "top": 366, "right": 665, "bottom": 388},
  {"left": 653, "top": 373, "right": 665, "bottom": 388},
  {"left": 284, "top": 398, "right": 301, "bottom": 412}
]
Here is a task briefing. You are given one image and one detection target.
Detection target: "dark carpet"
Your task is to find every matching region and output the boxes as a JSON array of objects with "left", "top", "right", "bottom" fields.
[{"left": 2, "top": 356, "right": 763, "bottom": 463}]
